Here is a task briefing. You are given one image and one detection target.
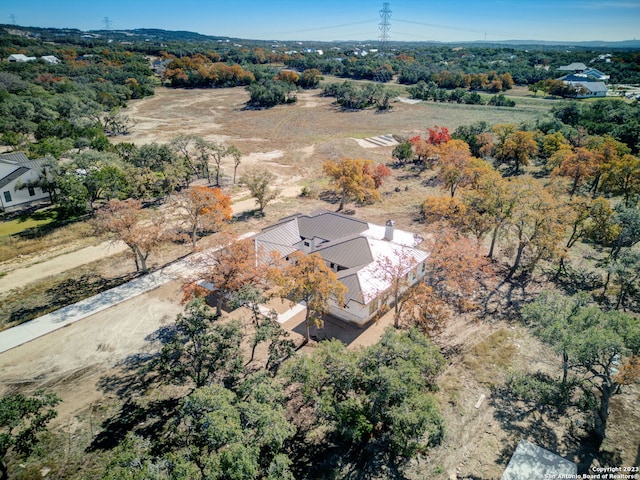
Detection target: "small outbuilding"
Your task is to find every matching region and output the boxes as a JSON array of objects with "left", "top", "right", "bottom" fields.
[{"left": 502, "top": 439, "right": 577, "bottom": 480}]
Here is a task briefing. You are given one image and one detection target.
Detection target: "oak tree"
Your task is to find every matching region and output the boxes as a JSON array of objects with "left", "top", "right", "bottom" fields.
[
  {"left": 0, "top": 391, "right": 60, "bottom": 480},
  {"left": 240, "top": 168, "right": 280, "bottom": 215},
  {"left": 187, "top": 236, "right": 264, "bottom": 317},
  {"left": 157, "top": 298, "right": 243, "bottom": 389},
  {"left": 94, "top": 199, "right": 170, "bottom": 273},
  {"left": 322, "top": 158, "right": 384, "bottom": 211},
  {"left": 270, "top": 251, "right": 346, "bottom": 343},
  {"left": 174, "top": 186, "right": 232, "bottom": 248}
]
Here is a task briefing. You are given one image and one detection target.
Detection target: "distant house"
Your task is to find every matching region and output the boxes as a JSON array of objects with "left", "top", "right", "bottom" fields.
[
  {"left": 502, "top": 440, "right": 577, "bottom": 480},
  {"left": 557, "top": 62, "right": 588, "bottom": 73},
  {"left": 565, "top": 80, "right": 608, "bottom": 98},
  {"left": 40, "top": 55, "right": 60, "bottom": 65},
  {"left": 255, "top": 210, "right": 429, "bottom": 326},
  {"left": 7, "top": 53, "right": 36, "bottom": 62},
  {"left": 558, "top": 70, "right": 609, "bottom": 83},
  {"left": 0, "top": 153, "right": 51, "bottom": 211}
]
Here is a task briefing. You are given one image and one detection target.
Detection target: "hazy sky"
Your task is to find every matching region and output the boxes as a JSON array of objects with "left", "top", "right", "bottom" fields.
[{"left": 2, "top": 0, "right": 639, "bottom": 42}]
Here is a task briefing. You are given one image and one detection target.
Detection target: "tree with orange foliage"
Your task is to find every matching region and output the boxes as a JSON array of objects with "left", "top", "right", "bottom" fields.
[
  {"left": 494, "top": 129, "right": 538, "bottom": 175},
  {"left": 269, "top": 251, "right": 346, "bottom": 343},
  {"left": 435, "top": 139, "right": 474, "bottom": 197},
  {"left": 364, "top": 162, "right": 392, "bottom": 188},
  {"left": 503, "top": 178, "right": 565, "bottom": 279},
  {"left": 323, "top": 158, "right": 385, "bottom": 211},
  {"left": 373, "top": 247, "right": 425, "bottom": 329},
  {"left": 408, "top": 135, "right": 436, "bottom": 166},
  {"left": 400, "top": 283, "right": 451, "bottom": 336},
  {"left": 552, "top": 147, "right": 598, "bottom": 197},
  {"left": 423, "top": 228, "right": 495, "bottom": 312},
  {"left": 174, "top": 186, "right": 232, "bottom": 248},
  {"left": 275, "top": 70, "right": 300, "bottom": 85},
  {"left": 94, "top": 199, "right": 170, "bottom": 273},
  {"left": 187, "top": 236, "right": 264, "bottom": 317},
  {"left": 421, "top": 196, "right": 468, "bottom": 231}
]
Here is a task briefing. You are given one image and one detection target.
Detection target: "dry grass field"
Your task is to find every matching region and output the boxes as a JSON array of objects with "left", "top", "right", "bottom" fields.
[{"left": 1, "top": 84, "right": 638, "bottom": 479}]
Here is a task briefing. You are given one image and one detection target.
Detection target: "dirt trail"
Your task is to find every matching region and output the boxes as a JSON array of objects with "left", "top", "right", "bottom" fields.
[{"left": 0, "top": 241, "right": 128, "bottom": 294}]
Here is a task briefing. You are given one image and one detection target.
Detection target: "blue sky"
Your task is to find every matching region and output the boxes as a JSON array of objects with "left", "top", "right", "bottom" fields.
[{"left": 2, "top": 0, "right": 639, "bottom": 42}]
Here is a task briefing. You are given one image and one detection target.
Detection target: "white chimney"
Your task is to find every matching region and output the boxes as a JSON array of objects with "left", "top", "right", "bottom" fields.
[{"left": 384, "top": 220, "right": 394, "bottom": 241}]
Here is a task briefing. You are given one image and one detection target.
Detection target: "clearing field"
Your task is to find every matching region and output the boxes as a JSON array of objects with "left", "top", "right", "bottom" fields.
[{"left": 2, "top": 85, "right": 637, "bottom": 479}]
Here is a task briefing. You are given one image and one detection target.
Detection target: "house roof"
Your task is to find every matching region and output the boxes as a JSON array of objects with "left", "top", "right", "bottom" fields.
[
  {"left": 255, "top": 210, "right": 428, "bottom": 306},
  {"left": 0, "top": 153, "right": 49, "bottom": 172},
  {"left": 0, "top": 152, "right": 31, "bottom": 164},
  {"left": 557, "top": 62, "right": 587, "bottom": 71},
  {"left": 502, "top": 440, "right": 577, "bottom": 480},
  {"left": 0, "top": 167, "right": 29, "bottom": 190},
  {"left": 8, "top": 54, "right": 36, "bottom": 62},
  {"left": 296, "top": 210, "right": 369, "bottom": 241},
  {"left": 557, "top": 73, "right": 596, "bottom": 82},
  {"left": 565, "top": 81, "right": 608, "bottom": 93},
  {"left": 315, "top": 235, "right": 373, "bottom": 269}
]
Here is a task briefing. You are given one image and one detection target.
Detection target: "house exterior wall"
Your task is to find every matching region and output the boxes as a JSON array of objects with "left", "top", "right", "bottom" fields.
[
  {"left": 328, "top": 259, "right": 428, "bottom": 327},
  {"left": 0, "top": 168, "right": 49, "bottom": 211}
]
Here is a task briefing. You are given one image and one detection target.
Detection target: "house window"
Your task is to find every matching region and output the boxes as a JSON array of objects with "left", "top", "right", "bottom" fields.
[
  {"left": 303, "top": 241, "right": 310, "bottom": 247},
  {"left": 28, "top": 186, "right": 35, "bottom": 197},
  {"left": 369, "top": 298, "right": 379, "bottom": 315},
  {"left": 3, "top": 191, "right": 11, "bottom": 203}
]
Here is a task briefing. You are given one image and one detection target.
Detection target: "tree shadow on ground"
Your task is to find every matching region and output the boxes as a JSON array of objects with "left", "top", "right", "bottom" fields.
[
  {"left": 481, "top": 274, "right": 532, "bottom": 322},
  {"left": 5, "top": 272, "right": 138, "bottom": 326},
  {"left": 288, "top": 428, "right": 409, "bottom": 480},
  {"left": 86, "top": 397, "right": 180, "bottom": 452},
  {"left": 318, "top": 190, "right": 341, "bottom": 208},
  {"left": 232, "top": 208, "right": 263, "bottom": 223},
  {"left": 96, "top": 352, "right": 160, "bottom": 399},
  {"left": 490, "top": 375, "right": 601, "bottom": 475},
  {"left": 90, "top": 324, "right": 185, "bottom": 452},
  {"left": 551, "top": 265, "right": 604, "bottom": 297}
]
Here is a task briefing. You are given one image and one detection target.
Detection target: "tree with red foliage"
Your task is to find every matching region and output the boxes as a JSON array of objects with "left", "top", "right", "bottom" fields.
[
  {"left": 364, "top": 163, "right": 392, "bottom": 188},
  {"left": 427, "top": 125, "right": 451, "bottom": 145}
]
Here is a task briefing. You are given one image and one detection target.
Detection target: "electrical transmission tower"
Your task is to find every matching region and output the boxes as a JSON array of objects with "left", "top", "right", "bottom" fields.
[
  {"left": 102, "top": 16, "right": 112, "bottom": 30},
  {"left": 379, "top": 3, "right": 392, "bottom": 52},
  {"left": 10, "top": 14, "right": 16, "bottom": 25}
]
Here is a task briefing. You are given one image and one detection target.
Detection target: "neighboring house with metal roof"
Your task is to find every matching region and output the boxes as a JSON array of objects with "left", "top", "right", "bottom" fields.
[
  {"left": 502, "top": 440, "right": 577, "bottom": 480},
  {"left": 7, "top": 54, "right": 36, "bottom": 62},
  {"left": 564, "top": 80, "right": 608, "bottom": 98},
  {"left": 40, "top": 55, "right": 60, "bottom": 65},
  {"left": 557, "top": 62, "right": 588, "bottom": 73},
  {"left": 0, "top": 152, "right": 51, "bottom": 211},
  {"left": 255, "top": 210, "right": 429, "bottom": 326}
]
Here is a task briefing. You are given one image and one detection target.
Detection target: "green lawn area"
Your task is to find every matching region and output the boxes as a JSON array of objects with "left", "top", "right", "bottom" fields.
[{"left": 0, "top": 208, "right": 58, "bottom": 237}]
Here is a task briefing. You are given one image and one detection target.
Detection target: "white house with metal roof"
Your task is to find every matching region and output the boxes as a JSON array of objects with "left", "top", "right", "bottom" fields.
[
  {"left": 0, "top": 152, "right": 51, "bottom": 211},
  {"left": 255, "top": 210, "right": 428, "bottom": 326},
  {"left": 565, "top": 80, "right": 608, "bottom": 98}
]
